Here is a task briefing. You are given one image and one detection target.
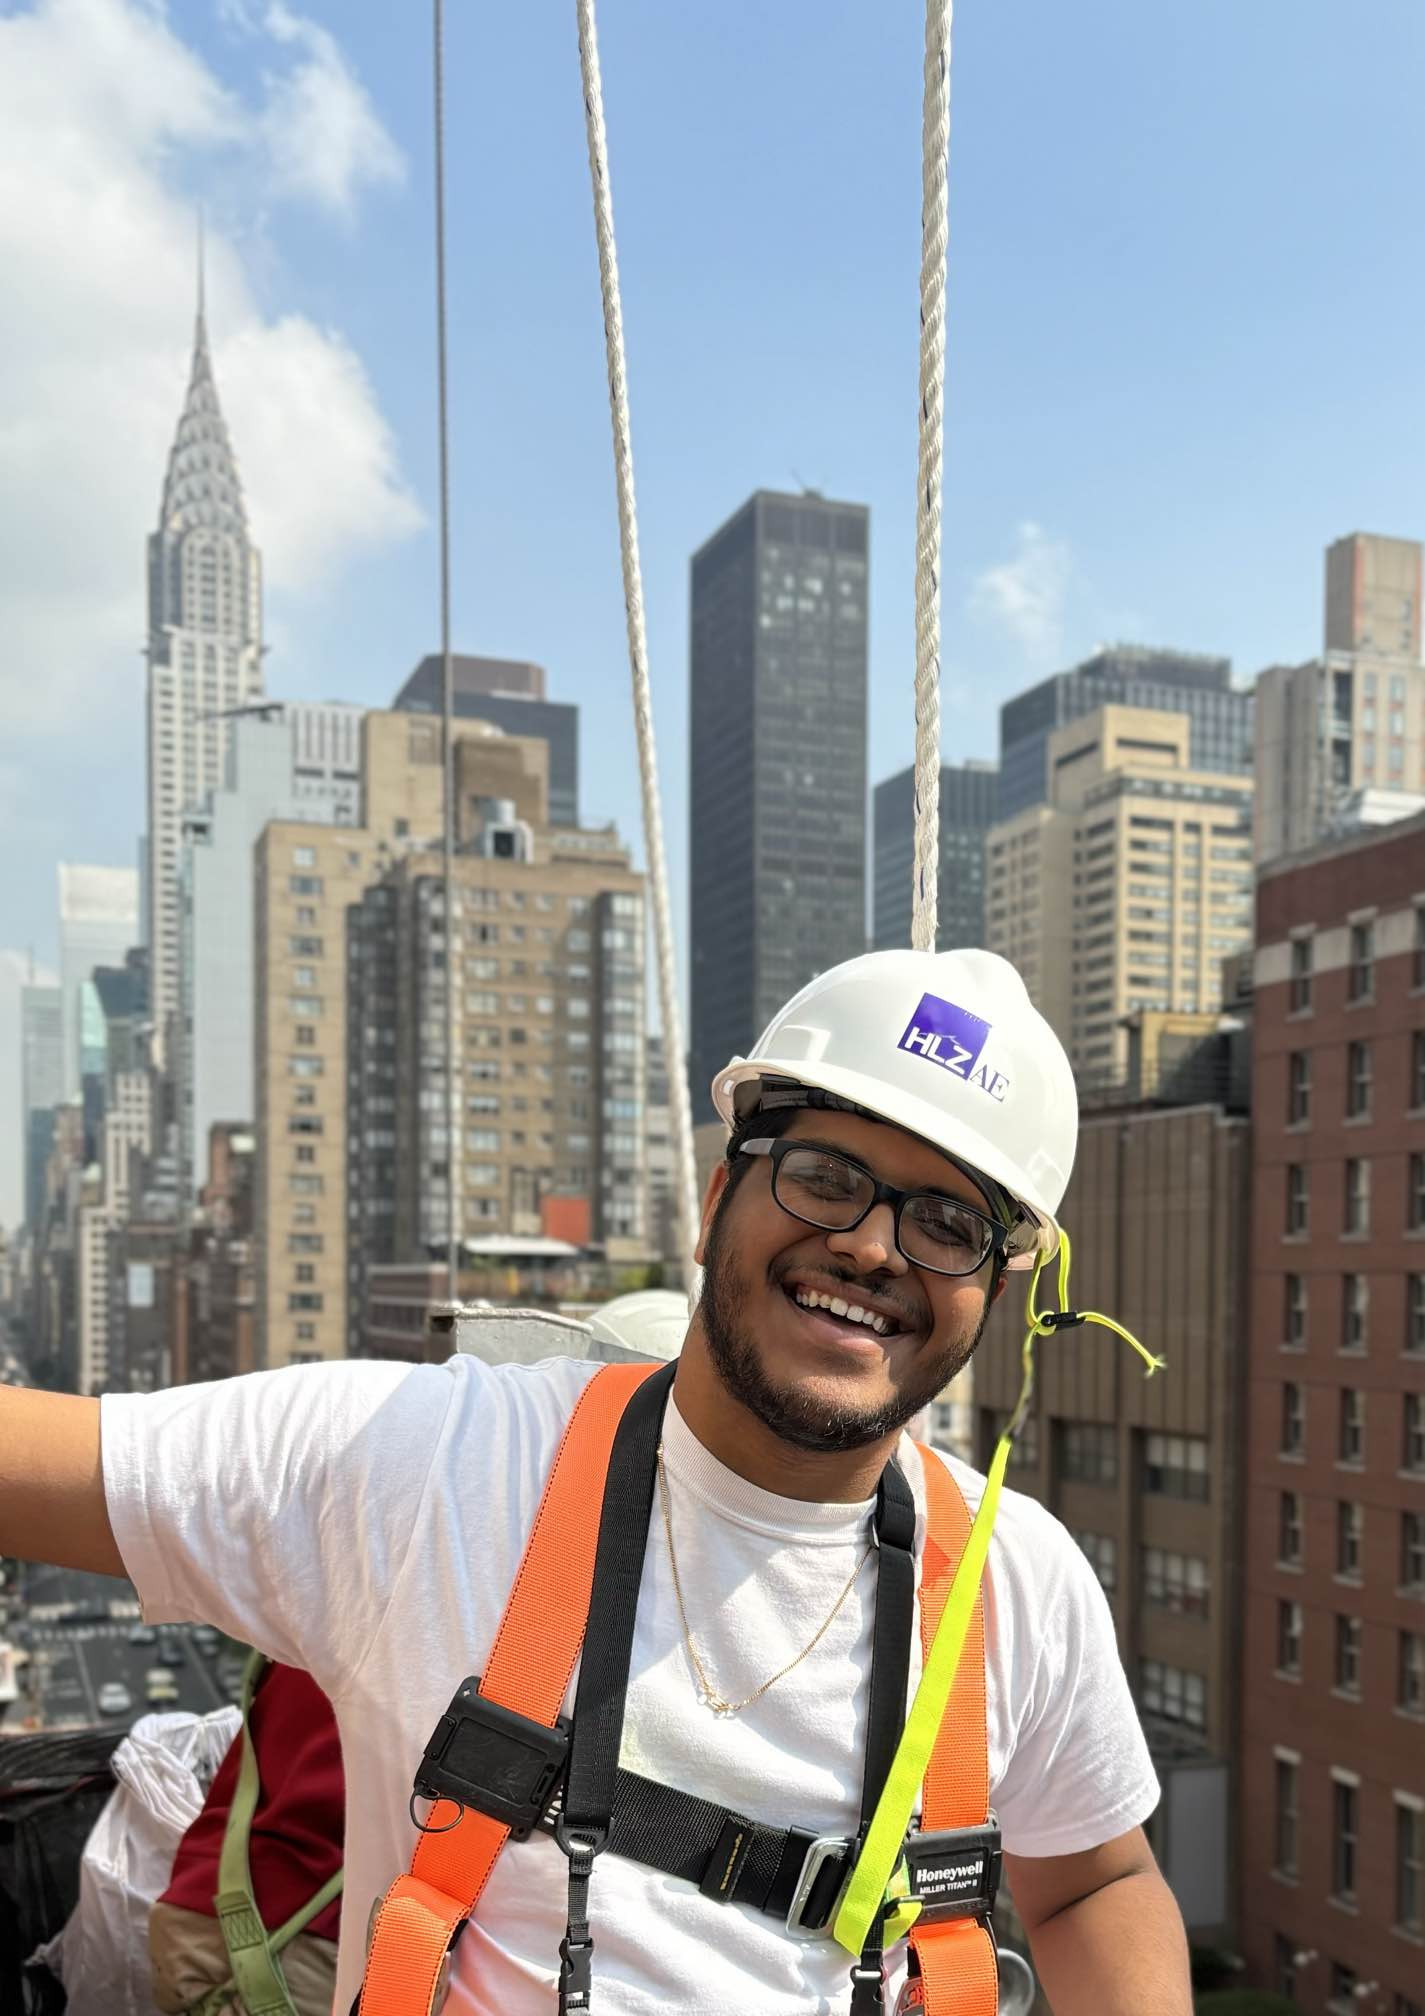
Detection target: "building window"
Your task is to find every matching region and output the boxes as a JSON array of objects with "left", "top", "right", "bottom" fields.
[
  {"left": 1286, "top": 1163, "right": 1308, "bottom": 1236},
  {"left": 1412, "top": 1031, "right": 1425, "bottom": 1111},
  {"left": 1328, "top": 1960, "right": 1357, "bottom": 2014},
  {"left": 1410, "top": 1154, "right": 1425, "bottom": 1233},
  {"left": 294, "top": 1263, "right": 315, "bottom": 1285},
  {"left": 1341, "top": 1273, "right": 1368, "bottom": 1353},
  {"left": 1289, "top": 934, "right": 1314, "bottom": 1013},
  {"left": 1273, "top": 1934, "right": 1297, "bottom": 2001},
  {"left": 1276, "top": 1599, "right": 1303, "bottom": 1676},
  {"left": 1143, "top": 1432, "right": 1209, "bottom": 1500},
  {"left": 1345, "top": 1040, "right": 1372, "bottom": 1119},
  {"left": 293, "top": 845, "right": 316, "bottom": 868},
  {"left": 1339, "top": 1388, "right": 1365, "bottom": 1466},
  {"left": 1282, "top": 1382, "right": 1306, "bottom": 1458},
  {"left": 289, "top": 874, "right": 323, "bottom": 897},
  {"left": 1273, "top": 1756, "right": 1299, "bottom": 1876},
  {"left": 1397, "top": 1798, "right": 1424, "bottom": 1934},
  {"left": 287, "top": 1292, "right": 323, "bottom": 1313},
  {"left": 1410, "top": 1277, "right": 1425, "bottom": 1360},
  {"left": 1142, "top": 1547, "right": 1210, "bottom": 1617},
  {"left": 1139, "top": 1659, "right": 1206, "bottom": 1733},
  {"left": 1334, "top": 1613, "right": 1362, "bottom": 1695},
  {"left": 1344, "top": 1157, "right": 1370, "bottom": 1236},
  {"left": 1414, "top": 902, "right": 1425, "bottom": 989},
  {"left": 1074, "top": 1531, "right": 1117, "bottom": 1594},
  {"left": 1405, "top": 1511, "right": 1425, "bottom": 1592},
  {"left": 1400, "top": 1630, "right": 1425, "bottom": 1715},
  {"left": 1347, "top": 919, "right": 1374, "bottom": 1001},
  {"left": 1279, "top": 1490, "right": 1303, "bottom": 1566},
  {"left": 1331, "top": 1777, "right": 1359, "bottom": 1903},
  {"left": 1284, "top": 1273, "right": 1308, "bottom": 1349},
  {"left": 1404, "top": 1393, "right": 1425, "bottom": 1476},
  {"left": 1288, "top": 1050, "right": 1311, "bottom": 1125},
  {"left": 1056, "top": 1421, "right": 1118, "bottom": 1485},
  {"left": 1337, "top": 1500, "right": 1363, "bottom": 1579}
]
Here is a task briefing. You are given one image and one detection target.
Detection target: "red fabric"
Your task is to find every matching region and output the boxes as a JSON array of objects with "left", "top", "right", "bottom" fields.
[{"left": 160, "top": 1664, "right": 345, "bottom": 1943}]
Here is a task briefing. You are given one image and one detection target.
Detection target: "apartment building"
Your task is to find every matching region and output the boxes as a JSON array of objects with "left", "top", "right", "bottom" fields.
[
  {"left": 970, "top": 1067, "right": 1251, "bottom": 1943},
  {"left": 344, "top": 821, "right": 645, "bottom": 1351},
  {"left": 1239, "top": 808, "right": 1425, "bottom": 2015},
  {"left": 984, "top": 705, "right": 1255, "bottom": 1083}
]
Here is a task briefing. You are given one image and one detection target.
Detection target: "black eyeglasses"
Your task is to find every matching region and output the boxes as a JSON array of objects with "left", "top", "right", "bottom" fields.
[{"left": 738, "top": 1137, "right": 1007, "bottom": 1279}]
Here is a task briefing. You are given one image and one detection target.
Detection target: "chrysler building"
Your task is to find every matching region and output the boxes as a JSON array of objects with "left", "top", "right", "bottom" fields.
[{"left": 145, "top": 266, "right": 264, "bottom": 1051}]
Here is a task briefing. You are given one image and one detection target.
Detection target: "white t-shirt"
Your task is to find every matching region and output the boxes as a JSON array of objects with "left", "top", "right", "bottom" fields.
[{"left": 101, "top": 1353, "right": 1158, "bottom": 2015}]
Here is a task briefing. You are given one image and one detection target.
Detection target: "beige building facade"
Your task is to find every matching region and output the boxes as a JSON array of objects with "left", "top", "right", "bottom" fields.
[
  {"left": 985, "top": 705, "right": 1255, "bottom": 1084},
  {"left": 254, "top": 709, "right": 646, "bottom": 1367},
  {"left": 1256, "top": 534, "right": 1425, "bottom": 866}
]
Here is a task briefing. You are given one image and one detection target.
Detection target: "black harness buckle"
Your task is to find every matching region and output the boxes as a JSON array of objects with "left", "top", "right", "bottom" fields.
[
  {"left": 902, "top": 1819, "right": 1002, "bottom": 1926},
  {"left": 413, "top": 1677, "right": 571, "bottom": 1840}
]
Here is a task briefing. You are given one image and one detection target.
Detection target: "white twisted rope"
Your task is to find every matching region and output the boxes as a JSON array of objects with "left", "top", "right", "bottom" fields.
[
  {"left": 913, "top": 0, "right": 953, "bottom": 955},
  {"left": 433, "top": 0, "right": 461, "bottom": 1293},
  {"left": 576, "top": 0, "right": 700, "bottom": 1289}
]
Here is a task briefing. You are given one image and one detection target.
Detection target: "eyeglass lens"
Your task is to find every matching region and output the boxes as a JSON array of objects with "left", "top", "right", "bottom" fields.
[{"left": 773, "top": 1146, "right": 991, "bottom": 1276}]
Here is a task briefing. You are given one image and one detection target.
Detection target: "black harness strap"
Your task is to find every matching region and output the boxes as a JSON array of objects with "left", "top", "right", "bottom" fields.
[
  {"left": 552, "top": 1360, "right": 919, "bottom": 2015},
  {"left": 555, "top": 1361, "right": 672, "bottom": 2012}
]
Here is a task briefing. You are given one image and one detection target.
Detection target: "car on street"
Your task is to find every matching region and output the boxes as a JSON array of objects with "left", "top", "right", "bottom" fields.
[
  {"left": 128, "top": 1622, "right": 157, "bottom": 1646},
  {"left": 145, "top": 1673, "right": 180, "bottom": 1705},
  {"left": 97, "top": 1682, "right": 132, "bottom": 1716},
  {"left": 192, "top": 1624, "right": 220, "bottom": 1654},
  {"left": 158, "top": 1639, "right": 186, "bottom": 1667}
]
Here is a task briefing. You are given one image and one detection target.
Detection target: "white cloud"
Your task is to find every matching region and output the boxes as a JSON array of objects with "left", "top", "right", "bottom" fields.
[
  {"left": 0, "top": 0, "right": 421, "bottom": 752},
  {"left": 968, "top": 521, "right": 1072, "bottom": 666},
  {"left": 254, "top": 1, "right": 406, "bottom": 218}
]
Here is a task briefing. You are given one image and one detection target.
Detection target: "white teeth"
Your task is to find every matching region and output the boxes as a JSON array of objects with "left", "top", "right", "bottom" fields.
[{"left": 792, "top": 1287, "right": 893, "bottom": 1336}]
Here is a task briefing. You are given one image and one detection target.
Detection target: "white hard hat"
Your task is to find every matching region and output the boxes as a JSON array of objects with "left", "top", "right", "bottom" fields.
[
  {"left": 585, "top": 1289, "right": 690, "bottom": 1363},
  {"left": 712, "top": 949, "right": 1076, "bottom": 1264}
]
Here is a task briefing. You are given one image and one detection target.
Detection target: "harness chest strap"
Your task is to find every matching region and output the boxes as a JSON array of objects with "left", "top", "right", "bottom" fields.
[{"left": 356, "top": 1369, "right": 996, "bottom": 2016}]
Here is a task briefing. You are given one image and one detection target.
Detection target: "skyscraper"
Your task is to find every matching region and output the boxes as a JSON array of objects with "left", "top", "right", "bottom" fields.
[
  {"left": 144, "top": 272, "right": 263, "bottom": 1052},
  {"left": 998, "top": 645, "right": 1250, "bottom": 824},
  {"left": 689, "top": 490, "right": 869, "bottom": 1120},
  {"left": 177, "top": 701, "right": 364, "bottom": 1212},
  {"left": 872, "top": 760, "right": 998, "bottom": 951},
  {"left": 1255, "top": 533, "right": 1425, "bottom": 865},
  {"left": 20, "top": 979, "right": 63, "bottom": 1231},
  {"left": 58, "top": 863, "right": 139, "bottom": 1101}
]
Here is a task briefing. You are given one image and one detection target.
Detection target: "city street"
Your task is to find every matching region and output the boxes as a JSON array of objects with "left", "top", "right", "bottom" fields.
[{"left": 5, "top": 1561, "right": 245, "bottom": 1732}]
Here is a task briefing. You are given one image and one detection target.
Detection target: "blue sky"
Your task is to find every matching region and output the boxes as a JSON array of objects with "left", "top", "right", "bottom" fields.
[{"left": 2, "top": 0, "right": 1422, "bottom": 982}]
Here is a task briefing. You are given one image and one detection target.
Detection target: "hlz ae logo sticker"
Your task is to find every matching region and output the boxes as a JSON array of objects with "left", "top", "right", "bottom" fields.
[{"left": 897, "top": 993, "right": 1009, "bottom": 1103}]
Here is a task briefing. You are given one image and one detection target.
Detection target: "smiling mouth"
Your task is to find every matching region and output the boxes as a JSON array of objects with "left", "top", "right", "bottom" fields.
[{"left": 782, "top": 1282, "right": 910, "bottom": 1342}]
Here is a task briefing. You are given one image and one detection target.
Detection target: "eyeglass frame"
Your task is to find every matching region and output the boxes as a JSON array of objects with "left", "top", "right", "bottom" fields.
[{"left": 737, "top": 1135, "right": 1009, "bottom": 1279}]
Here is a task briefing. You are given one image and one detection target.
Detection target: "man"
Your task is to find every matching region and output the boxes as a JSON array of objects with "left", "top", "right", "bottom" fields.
[{"left": 0, "top": 948, "right": 1191, "bottom": 2013}]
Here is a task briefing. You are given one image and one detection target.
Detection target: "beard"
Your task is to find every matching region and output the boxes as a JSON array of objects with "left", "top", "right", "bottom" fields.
[{"left": 697, "top": 1188, "right": 993, "bottom": 1456}]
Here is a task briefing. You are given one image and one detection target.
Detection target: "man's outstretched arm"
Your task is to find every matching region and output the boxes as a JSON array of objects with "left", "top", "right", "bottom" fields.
[
  {"left": 0, "top": 1387, "right": 125, "bottom": 1578},
  {"left": 1004, "top": 1825, "right": 1192, "bottom": 2016}
]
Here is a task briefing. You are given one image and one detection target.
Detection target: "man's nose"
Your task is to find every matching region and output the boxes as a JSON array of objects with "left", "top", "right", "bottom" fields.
[{"left": 824, "top": 1201, "right": 908, "bottom": 1275}]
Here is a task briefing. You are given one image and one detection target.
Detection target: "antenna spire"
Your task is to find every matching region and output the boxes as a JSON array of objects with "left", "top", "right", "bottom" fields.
[{"left": 196, "top": 207, "right": 207, "bottom": 336}]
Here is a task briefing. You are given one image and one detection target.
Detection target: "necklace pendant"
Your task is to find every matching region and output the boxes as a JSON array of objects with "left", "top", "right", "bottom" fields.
[{"left": 701, "top": 1688, "right": 734, "bottom": 1716}]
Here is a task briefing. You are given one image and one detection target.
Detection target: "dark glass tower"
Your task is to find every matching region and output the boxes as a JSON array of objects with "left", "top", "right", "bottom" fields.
[
  {"left": 689, "top": 490, "right": 868, "bottom": 1121},
  {"left": 872, "top": 760, "right": 998, "bottom": 952}
]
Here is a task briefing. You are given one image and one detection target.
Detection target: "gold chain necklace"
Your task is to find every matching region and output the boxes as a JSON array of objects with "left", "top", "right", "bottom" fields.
[{"left": 656, "top": 1444, "right": 873, "bottom": 1717}]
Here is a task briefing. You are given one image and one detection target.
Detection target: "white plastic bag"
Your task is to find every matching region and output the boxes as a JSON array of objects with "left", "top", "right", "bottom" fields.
[{"left": 29, "top": 1705, "right": 241, "bottom": 2016}]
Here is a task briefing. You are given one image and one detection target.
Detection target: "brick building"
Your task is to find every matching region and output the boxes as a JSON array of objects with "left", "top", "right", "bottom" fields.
[{"left": 1240, "top": 808, "right": 1425, "bottom": 2013}]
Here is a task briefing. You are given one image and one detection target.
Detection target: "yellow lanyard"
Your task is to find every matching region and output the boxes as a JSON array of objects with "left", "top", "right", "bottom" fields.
[{"left": 833, "top": 1229, "right": 1164, "bottom": 1956}]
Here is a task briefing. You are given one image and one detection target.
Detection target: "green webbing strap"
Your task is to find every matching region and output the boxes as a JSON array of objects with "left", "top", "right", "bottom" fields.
[
  {"left": 833, "top": 1229, "right": 1165, "bottom": 1958},
  {"left": 189, "top": 1649, "right": 345, "bottom": 2016}
]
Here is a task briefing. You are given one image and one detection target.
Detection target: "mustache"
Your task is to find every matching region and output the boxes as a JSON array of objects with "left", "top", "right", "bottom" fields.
[{"left": 770, "top": 1259, "right": 924, "bottom": 1335}]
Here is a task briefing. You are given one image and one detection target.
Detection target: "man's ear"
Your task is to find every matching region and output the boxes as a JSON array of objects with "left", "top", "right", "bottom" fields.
[
  {"left": 694, "top": 1161, "right": 730, "bottom": 1267},
  {"left": 990, "top": 1269, "right": 1009, "bottom": 1305}
]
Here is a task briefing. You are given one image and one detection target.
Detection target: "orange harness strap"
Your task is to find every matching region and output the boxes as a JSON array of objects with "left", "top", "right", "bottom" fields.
[
  {"left": 358, "top": 1361, "right": 655, "bottom": 2016},
  {"left": 908, "top": 1446, "right": 998, "bottom": 2016}
]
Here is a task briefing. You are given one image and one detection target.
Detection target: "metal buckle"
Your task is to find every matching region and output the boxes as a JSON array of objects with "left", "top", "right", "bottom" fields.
[
  {"left": 786, "top": 1833, "right": 855, "bottom": 1939},
  {"left": 902, "top": 1819, "right": 1002, "bottom": 1927}
]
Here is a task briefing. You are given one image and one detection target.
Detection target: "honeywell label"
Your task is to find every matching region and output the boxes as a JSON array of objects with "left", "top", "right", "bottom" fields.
[{"left": 913, "top": 1849, "right": 989, "bottom": 1909}]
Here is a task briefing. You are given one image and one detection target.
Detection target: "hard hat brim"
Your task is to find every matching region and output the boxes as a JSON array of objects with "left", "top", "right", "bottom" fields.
[{"left": 713, "top": 1055, "right": 1060, "bottom": 1263}]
